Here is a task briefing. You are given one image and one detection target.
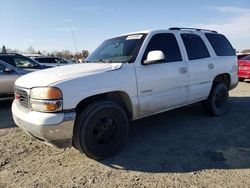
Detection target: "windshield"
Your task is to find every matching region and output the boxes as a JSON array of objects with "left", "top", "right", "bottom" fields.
[{"left": 86, "top": 34, "right": 146, "bottom": 63}]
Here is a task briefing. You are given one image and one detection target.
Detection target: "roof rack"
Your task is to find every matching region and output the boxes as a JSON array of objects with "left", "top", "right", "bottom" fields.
[{"left": 169, "top": 27, "right": 217, "bottom": 33}]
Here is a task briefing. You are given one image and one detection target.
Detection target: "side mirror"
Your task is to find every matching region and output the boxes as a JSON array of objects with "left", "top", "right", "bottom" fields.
[
  {"left": 0, "top": 66, "right": 4, "bottom": 73},
  {"left": 0, "top": 66, "right": 13, "bottom": 73},
  {"left": 144, "top": 50, "right": 165, "bottom": 64},
  {"left": 5, "top": 67, "right": 13, "bottom": 72}
]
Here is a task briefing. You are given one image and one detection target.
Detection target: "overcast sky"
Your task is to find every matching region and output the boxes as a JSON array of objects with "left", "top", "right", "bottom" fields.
[{"left": 0, "top": 0, "right": 249, "bottom": 52}]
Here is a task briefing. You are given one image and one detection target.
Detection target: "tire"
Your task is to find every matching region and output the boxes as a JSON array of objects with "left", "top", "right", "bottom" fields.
[
  {"left": 239, "top": 78, "right": 245, "bottom": 82},
  {"left": 73, "top": 101, "right": 129, "bottom": 160},
  {"left": 203, "top": 82, "right": 229, "bottom": 116}
]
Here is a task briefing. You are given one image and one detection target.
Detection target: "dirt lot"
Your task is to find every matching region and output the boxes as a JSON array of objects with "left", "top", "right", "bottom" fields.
[{"left": 0, "top": 82, "right": 250, "bottom": 188}]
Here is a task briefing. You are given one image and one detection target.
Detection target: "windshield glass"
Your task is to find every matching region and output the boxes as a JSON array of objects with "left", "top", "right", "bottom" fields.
[{"left": 86, "top": 34, "right": 146, "bottom": 63}]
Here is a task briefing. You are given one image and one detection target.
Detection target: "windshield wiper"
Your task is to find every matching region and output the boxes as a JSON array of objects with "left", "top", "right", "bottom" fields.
[{"left": 97, "top": 59, "right": 114, "bottom": 63}]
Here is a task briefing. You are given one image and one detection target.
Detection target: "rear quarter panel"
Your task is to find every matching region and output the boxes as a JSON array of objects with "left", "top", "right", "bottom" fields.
[{"left": 214, "top": 56, "right": 238, "bottom": 89}]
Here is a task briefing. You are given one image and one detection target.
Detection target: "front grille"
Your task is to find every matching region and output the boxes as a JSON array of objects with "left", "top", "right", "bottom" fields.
[{"left": 15, "top": 88, "right": 29, "bottom": 108}]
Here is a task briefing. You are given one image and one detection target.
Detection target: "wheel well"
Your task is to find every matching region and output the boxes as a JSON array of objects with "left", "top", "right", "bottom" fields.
[
  {"left": 213, "top": 73, "right": 231, "bottom": 89},
  {"left": 75, "top": 91, "right": 133, "bottom": 120}
]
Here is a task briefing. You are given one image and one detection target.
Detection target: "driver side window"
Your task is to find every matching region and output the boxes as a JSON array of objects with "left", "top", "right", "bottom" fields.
[{"left": 142, "top": 33, "right": 182, "bottom": 63}]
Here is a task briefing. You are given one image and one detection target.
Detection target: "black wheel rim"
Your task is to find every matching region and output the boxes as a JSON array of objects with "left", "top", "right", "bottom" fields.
[
  {"left": 215, "top": 89, "right": 227, "bottom": 108},
  {"left": 92, "top": 116, "right": 117, "bottom": 145}
]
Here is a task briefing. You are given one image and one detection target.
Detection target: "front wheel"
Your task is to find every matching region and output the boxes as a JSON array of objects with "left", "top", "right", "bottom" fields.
[
  {"left": 203, "top": 82, "right": 229, "bottom": 116},
  {"left": 73, "top": 101, "right": 129, "bottom": 160}
]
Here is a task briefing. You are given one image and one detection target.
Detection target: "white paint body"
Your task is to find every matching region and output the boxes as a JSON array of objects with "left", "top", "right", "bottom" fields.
[
  {"left": 14, "top": 29, "right": 238, "bottom": 121},
  {"left": 11, "top": 29, "right": 239, "bottom": 147}
]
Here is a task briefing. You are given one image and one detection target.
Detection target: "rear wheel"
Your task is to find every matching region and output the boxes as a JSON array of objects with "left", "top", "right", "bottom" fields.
[
  {"left": 203, "top": 82, "right": 229, "bottom": 116},
  {"left": 73, "top": 101, "right": 129, "bottom": 160}
]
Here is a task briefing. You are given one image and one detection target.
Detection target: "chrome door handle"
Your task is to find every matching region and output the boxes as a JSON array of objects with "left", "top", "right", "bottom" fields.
[
  {"left": 208, "top": 63, "right": 215, "bottom": 69},
  {"left": 179, "top": 67, "right": 188, "bottom": 74}
]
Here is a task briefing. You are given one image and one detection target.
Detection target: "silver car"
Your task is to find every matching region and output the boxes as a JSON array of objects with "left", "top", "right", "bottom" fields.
[{"left": 0, "top": 60, "right": 31, "bottom": 100}]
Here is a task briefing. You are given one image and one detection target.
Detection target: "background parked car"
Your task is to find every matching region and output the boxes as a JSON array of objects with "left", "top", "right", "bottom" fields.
[
  {"left": 33, "top": 56, "right": 73, "bottom": 66},
  {"left": 0, "top": 60, "right": 31, "bottom": 100},
  {"left": 0, "top": 53, "right": 51, "bottom": 70},
  {"left": 238, "top": 55, "right": 250, "bottom": 82},
  {"left": 70, "top": 58, "right": 80, "bottom": 63},
  {"left": 237, "top": 53, "right": 250, "bottom": 60}
]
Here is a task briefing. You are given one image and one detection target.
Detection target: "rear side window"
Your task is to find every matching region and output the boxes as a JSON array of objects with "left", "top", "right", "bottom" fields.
[
  {"left": 143, "top": 33, "right": 182, "bottom": 63},
  {"left": 36, "top": 58, "right": 56, "bottom": 63},
  {"left": 181, "top": 34, "right": 210, "bottom": 60},
  {"left": 56, "top": 58, "right": 68, "bottom": 64},
  {"left": 205, "top": 33, "right": 235, "bottom": 56},
  {"left": 34, "top": 58, "right": 43, "bottom": 62}
]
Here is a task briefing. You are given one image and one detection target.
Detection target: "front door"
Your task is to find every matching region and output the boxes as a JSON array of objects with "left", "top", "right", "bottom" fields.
[{"left": 136, "top": 33, "right": 189, "bottom": 117}]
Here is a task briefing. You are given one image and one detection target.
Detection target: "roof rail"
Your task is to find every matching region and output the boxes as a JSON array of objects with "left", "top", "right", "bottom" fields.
[
  {"left": 0, "top": 53, "right": 22, "bottom": 55},
  {"left": 169, "top": 27, "right": 217, "bottom": 33}
]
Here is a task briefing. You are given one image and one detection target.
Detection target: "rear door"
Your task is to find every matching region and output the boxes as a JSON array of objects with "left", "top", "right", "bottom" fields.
[
  {"left": 180, "top": 33, "right": 215, "bottom": 102},
  {"left": 136, "top": 33, "right": 189, "bottom": 117}
]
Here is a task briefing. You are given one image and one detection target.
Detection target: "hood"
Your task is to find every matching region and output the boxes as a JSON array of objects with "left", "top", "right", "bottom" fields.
[{"left": 15, "top": 63, "right": 122, "bottom": 88}]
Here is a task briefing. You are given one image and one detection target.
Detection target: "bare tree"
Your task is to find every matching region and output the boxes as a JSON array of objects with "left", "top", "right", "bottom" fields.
[
  {"left": 1, "top": 45, "right": 7, "bottom": 53},
  {"left": 26, "top": 46, "right": 35, "bottom": 54},
  {"left": 242, "top": 49, "right": 250, "bottom": 53}
]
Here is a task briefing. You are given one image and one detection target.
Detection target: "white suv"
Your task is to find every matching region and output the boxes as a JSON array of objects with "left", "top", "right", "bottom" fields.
[{"left": 12, "top": 27, "right": 238, "bottom": 159}]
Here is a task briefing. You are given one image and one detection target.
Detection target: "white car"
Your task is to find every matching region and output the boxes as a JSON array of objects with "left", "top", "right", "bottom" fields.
[{"left": 12, "top": 27, "right": 238, "bottom": 159}]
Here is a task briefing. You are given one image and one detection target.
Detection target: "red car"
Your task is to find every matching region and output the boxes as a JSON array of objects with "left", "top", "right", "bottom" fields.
[{"left": 238, "top": 55, "right": 250, "bottom": 81}]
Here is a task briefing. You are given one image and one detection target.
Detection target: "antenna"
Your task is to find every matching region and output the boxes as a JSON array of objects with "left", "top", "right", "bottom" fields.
[{"left": 70, "top": 27, "right": 78, "bottom": 53}]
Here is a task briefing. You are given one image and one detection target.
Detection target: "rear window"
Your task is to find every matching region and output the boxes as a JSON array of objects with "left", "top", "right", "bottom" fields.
[
  {"left": 181, "top": 34, "right": 210, "bottom": 60},
  {"left": 205, "top": 33, "right": 235, "bottom": 56},
  {"left": 241, "top": 55, "right": 250, "bottom": 60}
]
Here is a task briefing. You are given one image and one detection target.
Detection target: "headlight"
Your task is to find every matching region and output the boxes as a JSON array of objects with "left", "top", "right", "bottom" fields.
[
  {"left": 30, "top": 87, "right": 62, "bottom": 99},
  {"left": 30, "top": 87, "right": 63, "bottom": 112}
]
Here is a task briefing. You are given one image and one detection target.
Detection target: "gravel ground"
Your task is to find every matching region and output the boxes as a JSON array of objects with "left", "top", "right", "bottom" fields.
[{"left": 0, "top": 81, "right": 250, "bottom": 187}]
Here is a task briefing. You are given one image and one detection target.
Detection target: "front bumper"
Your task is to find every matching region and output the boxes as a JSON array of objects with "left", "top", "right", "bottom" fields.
[{"left": 12, "top": 100, "right": 76, "bottom": 148}]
